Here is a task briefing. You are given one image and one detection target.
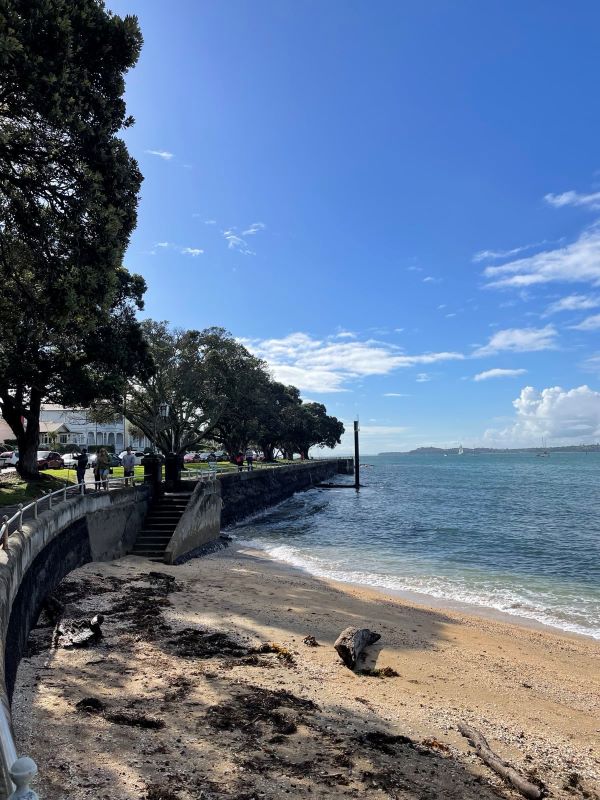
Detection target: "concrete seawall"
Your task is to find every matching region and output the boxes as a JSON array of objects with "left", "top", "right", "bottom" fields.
[
  {"left": 219, "top": 458, "right": 353, "bottom": 527},
  {"left": 0, "top": 485, "right": 152, "bottom": 797}
]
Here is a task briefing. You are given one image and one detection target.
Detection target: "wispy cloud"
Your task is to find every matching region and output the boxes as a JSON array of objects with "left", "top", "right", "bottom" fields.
[
  {"left": 544, "top": 293, "right": 600, "bottom": 316},
  {"left": 416, "top": 373, "right": 431, "bottom": 382},
  {"left": 241, "top": 332, "right": 463, "bottom": 393},
  {"left": 383, "top": 392, "right": 410, "bottom": 397},
  {"left": 570, "top": 313, "right": 600, "bottom": 331},
  {"left": 423, "top": 276, "right": 442, "bottom": 284},
  {"left": 145, "top": 149, "right": 174, "bottom": 161},
  {"left": 473, "top": 368, "right": 527, "bottom": 382},
  {"left": 242, "top": 222, "right": 266, "bottom": 236},
  {"left": 153, "top": 242, "right": 203, "bottom": 257},
  {"left": 473, "top": 240, "right": 556, "bottom": 263},
  {"left": 482, "top": 225, "right": 600, "bottom": 289},
  {"left": 204, "top": 219, "right": 217, "bottom": 225},
  {"left": 473, "top": 325, "right": 557, "bottom": 357},
  {"left": 544, "top": 190, "right": 600, "bottom": 210}
]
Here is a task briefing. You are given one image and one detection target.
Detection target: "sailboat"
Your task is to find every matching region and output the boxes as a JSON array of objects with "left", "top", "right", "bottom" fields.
[
  {"left": 457, "top": 443, "right": 464, "bottom": 455},
  {"left": 536, "top": 437, "right": 549, "bottom": 457}
]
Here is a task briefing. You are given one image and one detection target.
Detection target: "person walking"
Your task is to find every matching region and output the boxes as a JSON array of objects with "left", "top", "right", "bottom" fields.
[
  {"left": 207, "top": 451, "right": 217, "bottom": 477},
  {"left": 122, "top": 446, "right": 135, "bottom": 486},
  {"left": 97, "top": 447, "right": 111, "bottom": 490},
  {"left": 235, "top": 452, "right": 244, "bottom": 472},
  {"left": 76, "top": 449, "right": 88, "bottom": 487},
  {"left": 245, "top": 448, "right": 254, "bottom": 472}
]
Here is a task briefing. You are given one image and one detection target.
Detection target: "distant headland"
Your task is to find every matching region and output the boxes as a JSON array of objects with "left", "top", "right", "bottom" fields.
[{"left": 379, "top": 444, "right": 600, "bottom": 455}]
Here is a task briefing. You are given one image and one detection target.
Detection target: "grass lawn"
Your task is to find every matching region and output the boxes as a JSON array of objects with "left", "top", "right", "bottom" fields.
[{"left": 0, "top": 472, "right": 72, "bottom": 509}]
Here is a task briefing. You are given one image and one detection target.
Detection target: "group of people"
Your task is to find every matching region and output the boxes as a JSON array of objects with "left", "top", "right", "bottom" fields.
[
  {"left": 75, "top": 446, "right": 137, "bottom": 491},
  {"left": 234, "top": 449, "right": 255, "bottom": 472}
]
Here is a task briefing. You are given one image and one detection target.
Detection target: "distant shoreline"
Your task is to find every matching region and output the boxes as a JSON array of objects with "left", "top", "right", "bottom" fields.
[{"left": 379, "top": 445, "right": 600, "bottom": 455}]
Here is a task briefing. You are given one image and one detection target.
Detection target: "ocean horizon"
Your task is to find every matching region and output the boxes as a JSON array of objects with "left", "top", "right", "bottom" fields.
[{"left": 234, "top": 452, "right": 600, "bottom": 639}]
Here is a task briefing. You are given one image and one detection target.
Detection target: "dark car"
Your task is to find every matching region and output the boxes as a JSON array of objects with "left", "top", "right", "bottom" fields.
[{"left": 37, "top": 450, "right": 64, "bottom": 470}]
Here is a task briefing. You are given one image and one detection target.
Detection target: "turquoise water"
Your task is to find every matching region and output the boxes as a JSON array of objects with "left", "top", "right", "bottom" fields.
[{"left": 234, "top": 453, "right": 600, "bottom": 639}]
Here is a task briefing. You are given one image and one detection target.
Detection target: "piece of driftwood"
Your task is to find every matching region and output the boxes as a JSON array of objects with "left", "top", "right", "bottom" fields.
[
  {"left": 334, "top": 626, "right": 381, "bottom": 669},
  {"left": 54, "top": 614, "right": 104, "bottom": 649},
  {"left": 458, "top": 723, "right": 545, "bottom": 800}
]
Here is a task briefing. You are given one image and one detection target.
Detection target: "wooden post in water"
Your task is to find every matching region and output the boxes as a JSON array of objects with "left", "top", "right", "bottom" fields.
[{"left": 354, "top": 419, "right": 360, "bottom": 491}]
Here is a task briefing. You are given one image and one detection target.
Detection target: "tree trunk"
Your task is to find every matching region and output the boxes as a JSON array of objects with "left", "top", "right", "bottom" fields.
[{"left": 1, "top": 387, "right": 41, "bottom": 479}]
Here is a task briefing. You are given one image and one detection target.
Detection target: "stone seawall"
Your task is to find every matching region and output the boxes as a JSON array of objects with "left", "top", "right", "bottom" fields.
[{"left": 219, "top": 459, "right": 351, "bottom": 527}]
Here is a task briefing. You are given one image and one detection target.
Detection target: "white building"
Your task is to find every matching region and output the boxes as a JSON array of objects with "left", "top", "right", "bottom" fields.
[{"left": 38, "top": 405, "right": 150, "bottom": 450}]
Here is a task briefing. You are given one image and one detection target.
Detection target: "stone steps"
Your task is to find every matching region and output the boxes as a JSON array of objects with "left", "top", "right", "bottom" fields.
[{"left": 130, "top": 491, "right": 192, "bottom": 561}]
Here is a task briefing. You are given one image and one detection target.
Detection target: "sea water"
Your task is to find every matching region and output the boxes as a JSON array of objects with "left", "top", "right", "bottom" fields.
[{"left": 234, "top": 453, "right": 600, "bottom": 639}]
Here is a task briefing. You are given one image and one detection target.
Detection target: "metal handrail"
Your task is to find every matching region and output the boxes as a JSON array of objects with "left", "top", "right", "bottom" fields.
[
  {"left": 0, "top": 458, "right": 331, "bottom": 547},
  {"left": 0, "top": 474, "right": 141, "bottom": 550}
]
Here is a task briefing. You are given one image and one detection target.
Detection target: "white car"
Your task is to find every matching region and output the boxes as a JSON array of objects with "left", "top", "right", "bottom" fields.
[
  {"left": 118, "top": 450, "right": 145, "bottom": 466},
  {"left": 0, "top": 451, "right": 18, "bottom": 467}
]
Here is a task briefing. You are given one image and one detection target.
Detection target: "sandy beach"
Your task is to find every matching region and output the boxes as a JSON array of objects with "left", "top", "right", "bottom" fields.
[{"left": 12, "top": 545, "right": 600, "bottom": 799}]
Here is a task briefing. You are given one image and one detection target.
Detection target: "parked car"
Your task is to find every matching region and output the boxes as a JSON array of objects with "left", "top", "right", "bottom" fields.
[
  {"left": 118, "top": 450, "right": 145, "bottom": 466},
  {"left": 183, "top": 452, "right": 201, "bottom": 463},
  {"left": 0, "top": 450, "right": 18, "bottom": 467},
  {"left": 37, "top": 450, "right": 64, "bottom": 470}
]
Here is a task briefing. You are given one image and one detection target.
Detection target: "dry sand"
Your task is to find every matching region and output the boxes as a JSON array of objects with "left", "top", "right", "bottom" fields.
[{"left": 12, "top": 545, "right": 600, "bottom": 800}]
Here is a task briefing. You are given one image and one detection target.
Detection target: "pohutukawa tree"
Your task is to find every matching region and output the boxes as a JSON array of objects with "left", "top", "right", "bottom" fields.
[
  {"left": 0, "top": 0, "right": 151, "bottom": 477},
  {"left": 124, "top": 322, "right": 224, "bottom": 457}
]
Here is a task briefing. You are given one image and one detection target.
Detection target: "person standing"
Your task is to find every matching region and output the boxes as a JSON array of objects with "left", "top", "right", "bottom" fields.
[
  {"left": 235, "top": 452, "right": 244, "bottom": 472},
  {"left": 76, "top": 449, "right": 88, "bottom": 486},
  {"left": 97, "top": 447, "right": 110, "bottom": 490},
  {"left": 122, "top": 446, "right": 135, "bottom": 486},
  {"left": 245, "top": 448, "right": 254, "bottom": 472}
]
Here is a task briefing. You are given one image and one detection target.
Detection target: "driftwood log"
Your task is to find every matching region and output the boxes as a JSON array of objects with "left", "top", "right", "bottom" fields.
[
  {"left": 334, "top": 626, "right": 381, "bottom": 669},
  {"left": 54, "top": 614, "right": 104, "bottom": 649},
  {"left": 458, "top": 723, "right": 545, "bottom": 800}
]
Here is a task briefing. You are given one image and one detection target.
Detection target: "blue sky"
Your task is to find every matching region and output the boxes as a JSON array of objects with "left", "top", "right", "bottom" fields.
[{"left": 109, "top": 0, "right": 600, "bottom": 453}]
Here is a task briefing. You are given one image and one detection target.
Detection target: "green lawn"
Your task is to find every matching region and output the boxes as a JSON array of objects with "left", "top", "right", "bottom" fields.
[{"left": 0, "top": 473, "right": 72, "bottom": 509}]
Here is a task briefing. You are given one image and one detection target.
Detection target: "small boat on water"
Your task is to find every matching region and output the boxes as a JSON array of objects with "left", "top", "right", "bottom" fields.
[
  {"left": 457, "top": 443, "right": 464, "bottom": 455},
  {"left": 536, "top": 437, "right": 550, "bottom": 457}
]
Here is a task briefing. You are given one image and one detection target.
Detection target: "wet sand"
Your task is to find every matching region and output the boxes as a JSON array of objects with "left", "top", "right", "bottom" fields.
[{"left": 12, "top": 545, "right": 600, "bottom": 799}]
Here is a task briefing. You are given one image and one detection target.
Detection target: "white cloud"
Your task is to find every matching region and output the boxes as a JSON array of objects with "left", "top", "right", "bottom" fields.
[
  {"left": 242, "top": 332, "right": 463, "bottom": 393},
  {"left": 181, "top": 247, "right": 204, "bottom": 257},
  {"left": 145, "top": 150, "right": 174, "bottom": 160},
  {"left": 473, "top": 240, "right": 554, "bottom": 263},
  {"left": 544, "top": 293, "right": 600, "bottom": 315},
  {"left": 204, "top": 219, "right": 217, "bottom": 225},
  {"left": 569, "top": 313, "right": 600, "bottom": 331},
  {"left": 242, "top": 222, "right": 266, "bottom": 236},
  {"left": 423, "top": 276, "right": 442, "bottom": 284},
  {"left": 416, "top": 373, "right": 431, "bottom": 382},
  {"left": 223, "top": 229, "right": 254, "bottom": 255},
  {"left": 473, "top": 325, "right": 557, "bottom": 357},
  {"left": 473, "top": 368, "right": 527, "bottom": 382},
  {"left": 407, "top": 265, "right": 423, "bottom": 272},
  {"left": 483, "top": 226, "right": 600, "bottom": 289},
  {"left": 156, "top": 241, "right": 170, "bottom": 248},
  {"left": 383, "top": 392, "right": 410, "bottom": 397},
  {"left": 484, "top": 385, "right": 600, "bottom": 445},
  {"left": 544, "top": 190, "right": 600, "bottom": 210}
]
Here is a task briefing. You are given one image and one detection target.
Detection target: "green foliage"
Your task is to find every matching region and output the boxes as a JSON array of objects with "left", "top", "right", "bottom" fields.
[
  {"left": 126, "top": 320, "right": 344, "bottom": 459},
  {"left": 125, "top": 321, "right": 224, "bottom": 456},
  {"left": 0, "top": 0, "right": 151, "bottom": 477}
]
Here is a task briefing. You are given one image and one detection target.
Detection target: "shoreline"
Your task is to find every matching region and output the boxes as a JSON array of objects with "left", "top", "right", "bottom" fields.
[
  {"left": 232, "top": 539, "right": 599, "bottom": 642},
  {"left": 13, "top": 546, "right": 600, "bottom": 799}
]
